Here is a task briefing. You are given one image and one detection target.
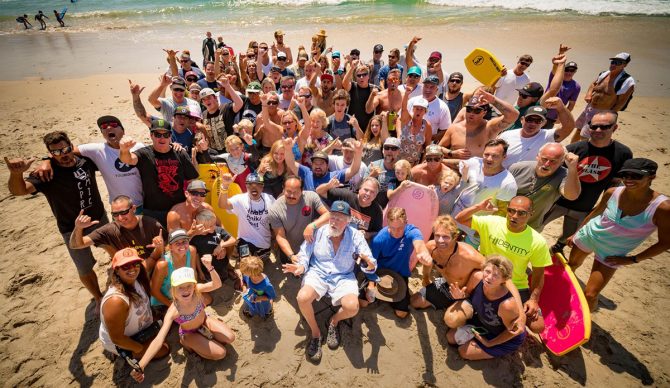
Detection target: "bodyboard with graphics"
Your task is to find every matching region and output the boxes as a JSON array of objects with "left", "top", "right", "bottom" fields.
[
  {"left": 383, "top": 182, "right": 439, "bottom": 270},
  {"left": 538, "top": 253, "right": 591, "bottom": 356},
  {"left": 197, "top": 163, "right": 225, "bottom": 204},
  {"left": 464, "top": 48, "right": 504, "bottom": 87},
  {"left": 210, "top": 175, "right": 242, "bottom": 238},
  {"left": 60, "top": 7, "right": 68, "bottom": 19}
]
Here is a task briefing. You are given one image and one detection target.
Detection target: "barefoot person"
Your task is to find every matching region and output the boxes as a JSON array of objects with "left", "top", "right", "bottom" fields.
[
  {"left": 131, "top": 264, "right": 235, "bottom": 383},
  {"left": 569, "top": 158, "right": 670, "bottom": 311}
]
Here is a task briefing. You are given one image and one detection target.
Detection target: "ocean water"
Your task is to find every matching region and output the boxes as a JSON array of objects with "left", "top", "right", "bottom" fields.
[{"left": 1, "top": 0, "right": 669, "bottom": 34}]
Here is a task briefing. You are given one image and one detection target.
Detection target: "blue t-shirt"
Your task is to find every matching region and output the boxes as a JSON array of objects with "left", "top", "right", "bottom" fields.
[
  {"left": 311, "top": 168, "right": 347, "bottom": 188},
  {"left": 172, "top": 129, "right": 194, "bottom": 153},
  {"left": 297, "top": 164, "right": 315, "bottom": 191},
  {"left": 370, "top": 224, "right": 423, "bottom": 277},
  {"left": 378, "top": 64, "right": 404, "bottom": 86},
  {"left": 242, "top": 275, "right": 276, "bottom": 316}
]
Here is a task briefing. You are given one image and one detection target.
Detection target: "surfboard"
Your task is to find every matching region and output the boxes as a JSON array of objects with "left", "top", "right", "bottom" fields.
[
  {"left": 464, "top": 48, "right": 504, "bottom": 87},
  {"left": 60, "top": 7, "right": 68, "bottom": 20},
  {"left": 538, "top": 253, "right": 591, "bottom": 356},
  {"left": 383, "top": 182, "right": 439, "bottom": 271},
  {"left": 210, "top": 175, "right": 242, "bottom": 238}
]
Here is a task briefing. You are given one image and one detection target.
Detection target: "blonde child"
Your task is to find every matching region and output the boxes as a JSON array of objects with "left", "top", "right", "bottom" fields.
[
  {"left": 387, "top": 159, "right": 413, "bottom": 200},
  {"left": 240, "top": 256, "right": 276, "bottom": 319},
  {"left": 131, "top": 263, "right": 235, "bottom": 383},
  {"left": 434, "top": 167, "right": 463, "bottom": 215}
]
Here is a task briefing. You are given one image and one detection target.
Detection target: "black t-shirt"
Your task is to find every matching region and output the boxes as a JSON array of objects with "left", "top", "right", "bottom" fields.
[
  {"left": 222, "top": 96, "right": 262, "bottom": 136},
  {"left": 134, "top": 146, "right": 199, "bottom": 211},
  {"left": 348, "top": 83, "right": 375, "bottom": 132},
  {"left": 197, "top": 79, "right": 219, "bottom": 93},
  {"left": 327, "top": 188, "right": 383, "bottom": 233},
  {"left": 557, "top": 140, "right": 632, "bottom": 212},
  {"left": 190, "top": 226, "right": 233, "bottom": 256},
  {"left": 87, "top": 215, "right": 164, "bottom": 259},
  {"left": 26, "top": 156, "right": 105, "bottom": 234}
]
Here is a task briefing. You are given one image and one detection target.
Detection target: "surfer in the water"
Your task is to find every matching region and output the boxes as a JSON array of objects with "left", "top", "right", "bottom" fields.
[
  {"left": 53, "top": 10, "right": 65, "bottom": 27},
  {"left": 34, "top": 11, "right": 48, "bottom": 30},
  {"left": 16, "top": 14, "right": 32, "bottom": 29}
]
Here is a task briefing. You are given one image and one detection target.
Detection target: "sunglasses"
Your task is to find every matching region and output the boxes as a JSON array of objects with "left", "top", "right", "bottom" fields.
[
  {"left": 374, "top": 51, "right": 382, "bottom": 54},
  {"left": 565, "top": 68, "right": 576, "bottom": 73},
  {"left": 172, "top": 239, "right": 189, "bottom": 246},
  {"left": 222, "top": 52, "right": 229, "bottom": 56},
  {"left": 172, "top": 88, "right": 185, "bottom": 93},
  {"left": 507, "top": 208, "right": 529, "bottom": 217},
  {"left": 280, "top": 85, "right": 294, "bottom": 89},
  {"left": 465, "top": 106, "right": 484, "bottom": 114},
  {"left": 152, "top": 131, "right": 172, "bottom": 138},
  {"left": 111, "top": 206, "right": 133, "bottom": 218},
  {"left": 252, "top": 45, "right": 259, "bottom": 49},
  {"left": 49, "top": 145, "right": 73, "bottom": 156},
  {"left": 267, "top": 100, "right": 279, "bottom": 106},
  {"left": 519, "top": 94, "right": 534, "bottom": 99},
  {"left": 186, "top": 77, "right": 197, "bottom": 82},
  {"left": 408, "top": 74, "right": 420, "bottom": 79},
  {"left": 180, "top": 59, "right": 190, "bottom": 63},
  {"left": 119, "top": 262, "right": 141, "bottom": 271},
  {"left": 448, "top": 79, "right": 462, "bottom": 84},
  {"left": 299, "top": 94, "right": 312, "bottom": 98},
  {"left": 426, "top": 157, "right": 442, "bottom": 162},
  {"left": 388, "top": 55, "right": 398, "bottom": 59},
  {"left": 356, "top": 73, "right": 369, "bottom": 78},
  {"left": 383, "top": 145, "right": 399, "bottom": 151},
  {"left": 188, "top": 190, "right": 207, "bottom": 197},
  {"left": 519, "top": 61, "right": 531, "bottom": 67},
  {"left": 611, "top": 60, "right": 625, "bottom": 66},
  {"left": 525, "top": 116, "right": 544, "bottom": 124},
  {"left": 100, "top": 121, "right": 120, "bottom": 130},
  {"left": 589, "top": 123, "right": 614, "bottom": 131},
  {"left": 282, "top": 121, "right": 295, "bottom": 125},
  {"left": 621, "top": 172, "right": 645, "bottom": 180}
]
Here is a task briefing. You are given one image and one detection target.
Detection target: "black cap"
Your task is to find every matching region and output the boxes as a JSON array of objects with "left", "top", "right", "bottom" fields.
[
  {"left": 174, "top": 106, "right": 190, "bottom": 116},
  {"left": 350, "top": 49, "right": 360, "bottom": 56},
  {"left": 448, "top": 72, "right": 464, "bottom": 81},
  {"left": 150, "top": 118, "right": 172, "bottom": 132},
  {"left": 311, "top": 151, "right": 329, "bottom": 162},
  {"left": 517, "top": 82, "right": 544, "bottom": 98},
  {"left": 565, "top": 61, "right": 578, "bottom": 69},
  {"left": 423, "top": 75, "right": 440, "bottom": 85},
  {"left": 524, "top": 106, "right": 547, "bottom": 119},
  {"left": 373, "top": 44, "right": 384, "bottom": 53},
  {"left": 170, "top": 77, "right": 186, "bottom": 90},
  {"left": 618, "top": 158, "right": 658, "bottom": 176},
  {"left": 97, "top": 115, "right": 123, "bottom": 129}
]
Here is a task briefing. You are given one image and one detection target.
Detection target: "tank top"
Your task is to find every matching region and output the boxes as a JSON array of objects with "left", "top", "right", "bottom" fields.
[
  {"left": 99, "top": 282, "right": 153, "bottom": 354},
  {"left": 470, "top": 281, "right": 514, "bottom": 339},
  {"left": 446, "top": 92, "right": 463, "bottom": 121},
  {"left": 399, "top": 119, "right": 427, "bottom": 165},
  {"left": 150, "top": 249, "right": 192, "bottom": 306}
]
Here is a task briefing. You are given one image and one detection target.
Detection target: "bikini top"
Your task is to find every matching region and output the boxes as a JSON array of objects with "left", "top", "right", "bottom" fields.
[{"left": 174, "top": 299, "right": 205, "bottom": 325}]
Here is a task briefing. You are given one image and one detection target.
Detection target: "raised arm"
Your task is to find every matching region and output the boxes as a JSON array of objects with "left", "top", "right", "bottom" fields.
[
  {"left": 5, "top": 157, "right": 37, "bottom": 196},
  {"left": 342, "top": 58, "right": 358, "bottom": 92},
  {"left": 163, "top": 49, "right": 179, "bottom": 78},
  {"left": 69, "top": 210, "right": 99, "bottom": 249},
  {"left": 217, "top": 173, "right": 235, "bottom": 211},
  {"left": 454, "top": 198, "right": 498, "bottom": 228},
  {"left": 148, "top": 73, "right": 172, "bottom": 110},
  {"left": 541, "top": 52, "right": 568, "bottom": 104},
  {"left": 478, "top": 90, "right": 519, "bottom": 136},
  {"left": 365, "top": 88, "right": 379, "bottom": 115},
  {"left": 343, "top": 140, "right": 363, "bottom": 182},
  {"left": 543, "top": 97, "right": 575, "bottom": 142},
  {"left": 282, "top": 137, "right": 299, "bottom": 176},
  {"left": 560, "top": 152, "right": 581, "bottom": 201},
  {"left": 198, "top": 254, "right": 222, "bottom": 293},
  {"left": 405, "top": 36, "right": 420, "bottom": 69},
  {"left": 119, "top": 136, "right": 139, "bottom": 166},
  {"left": 129, "top": 80, "right": 152, "bottom": 128}
]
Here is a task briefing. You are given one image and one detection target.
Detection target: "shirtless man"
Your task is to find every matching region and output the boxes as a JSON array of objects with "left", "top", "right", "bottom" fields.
[
  {"left": 370, "top": 69, "right": 403, "bottom": 114},
  {"left": 439, "top": 90, "right": 518, "bottom": 159},
  {"left": 310, "top": 62, "right": 335, "bottom": 116},
  {"left": 574, "top": 52, "right": 635, "bottom": 141},
  {"left": 166, "top": 180, "right": 216, "bottom": 235},
  {"left": 254, "top": 92, "right": 284, "bottom": 150},
  {"left": 271, "top": 30, "right": 293, "bottom": 66},
  {"left": 411, "top": 144, "right": 446, "bottom": 186}
]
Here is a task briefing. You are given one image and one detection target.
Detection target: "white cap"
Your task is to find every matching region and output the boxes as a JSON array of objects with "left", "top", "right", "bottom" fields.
[
  {"left": 277, "top": 51, "right": 287, "bottom": 59},
  {"left": 413, "top": 98, "right": 429, "bottom": 109},
  {"left": 171, "top": 267, "right": 197, "bottom": 287},
  {"left": 199, "top": 88, "right": 216, "bottom": 99}
]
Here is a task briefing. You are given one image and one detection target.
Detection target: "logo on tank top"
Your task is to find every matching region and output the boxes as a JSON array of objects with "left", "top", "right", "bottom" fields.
[
  {"left": 115, "top": 158, "right": 135, "bottom": 172},
  {"left": 578, "top": 156, "right": 612, "bottom": 183}
]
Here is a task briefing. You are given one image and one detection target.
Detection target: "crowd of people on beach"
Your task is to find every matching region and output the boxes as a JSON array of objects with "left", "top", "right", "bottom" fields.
[{"left": 4, "top": 28, "right": 669, "bottom": 381}]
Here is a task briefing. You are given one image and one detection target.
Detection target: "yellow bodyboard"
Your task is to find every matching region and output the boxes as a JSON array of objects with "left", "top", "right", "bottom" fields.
[
  {"left": 197, "top": 163, "right": 224, "bottom": 204},
  {"left": 464, "top": 48, "right": 504, "bottom": 87},
  {"left": 210, "top": 175, "right": 242, "bottom": 238}
]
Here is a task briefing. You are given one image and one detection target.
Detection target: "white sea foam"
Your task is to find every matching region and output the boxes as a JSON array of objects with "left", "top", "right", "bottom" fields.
[{"left": 425, "top": 0, "right": 670, "bottom": 15}]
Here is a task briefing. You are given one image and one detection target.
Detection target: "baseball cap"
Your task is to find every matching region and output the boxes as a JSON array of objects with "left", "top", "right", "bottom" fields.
[
  {"left": 373, "top": 44, "right": 384, "bottom": 53},
  {"left": 350, "top": 49, "right": 360, "bottom": 56},
  {"left": 150, "top": 118, "right": 172, "bottom": 132},
  {"left": 199, "top": 88, "right": 216, "bottom": 99},
  {"left": 423, "top": 75, "right": 440, "bottom": 85},
  {"left": 274, "top": 29, "right": 284, "bottom": 37},
  {"left": 185, "top": 71, "right": 198, "bottom": 79},
  {"left": 413, "top": 98, "right": 429, "bottom": 109},
  {"left": 298, "top": 53, "right": 309, "bottom": 60},
  {"left": 171, "top": 267, "right": 197, "bottom": 287},
  {"left": 330, "top": 200, "right": 351, "bottom": 216},
  {"left": 609, "top": 52, "right": 631, "bottom": 63},
  {"left": 189, "top": 109, "right": 202, "bottom": 121},
  {"left": 180, "top": 52, "right": 191, "bottom": 60},
  {"left": 187, "top": 179, "right": 208, "bottom": 192},
  {"left": 466, "top": 95, "right": 484, "bottom": 107},
  {"left": 425, "top": 144, "right": 443, "bottom": 157},
  {"left": 342, "top": 138, "right": 356, "bottom": 150},
  {"left": 384, "top": 137, "right": 401, "bottom": 148},
  {"left": 171, "top": 77, "right": 186, "bottom": 91},
  {"left": 311, "top": 151, "right": 329, "bottom": 162},
  {"left": 245, "top": 173, "right": 264, "bottom": 184},
  {"left": 565, "top": 61, "right": 578, "bottom": 69},
  {"left": 449, "top": 72, "right": 464, "bottom": 82},
  {"left": 407, "top": 66, "right": 422, "bottom": 76},
  {"left": 270, "top": 66, "right": 282, "bottom": 73},
  {"left": 617, "top": 158, "right": 657, "bottom": 176},
  {"left": 111, "top": 248, "right": 142, "bottom": 270},
  {"left": 517, "top": 82, "right": 544, "bottom": 98},
  {"left": 321, "top": 73, "right": 334, "bottom": 82},
  {"left": 246, "top": 81, "right": 262, "bottom": 93},
  {"left": 429, "top": 51, "right": 442, "bottom": 60},
  {"left": 277, "top": 51, "right": 287, "bottom": 60},
  {"left": 168, "top": 229, "right": 190, "bottom": 245},
  {"left": 524, "top": 106, "right": 547, "bottom": 119},
  {"left": 97, "top": 115, "right": 123, "bottom": 130},
  {"left": 174, "top": 106, "right": 190, "bottom": 116},
  {"left": 189, "top": 83, "right": 202, "bottom": 92},
  {"left": 332, "top": 51, "right": 341, "bottom": 59}
]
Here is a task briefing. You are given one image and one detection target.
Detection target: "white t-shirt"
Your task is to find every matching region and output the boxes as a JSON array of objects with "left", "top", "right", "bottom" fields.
[
  {"left": 407, "top": 95, "right": 452, "bottom": 134},
  {"left": 295, "top": 76, "right": 319, "bottom": 92},
  {"left": 452, "top": 157, "right": 518, "bottom": 243},
  {"left": 499, "top": 129, "right": 557, "bottom": 169},
  {"left": 328, "top": 155, "right": 368, "bottom": 188},
  {"left": 78, "top": 142, "right": 145, "bottom": 205},
  {"left": 398, "top": 84, "right": 423, "bottom": 100},
  {"left": 228, "top": 193, "right": 276, "bottom": 248},
  {"left": 495, "top": 72, "right": 531, "bottom": 106}
]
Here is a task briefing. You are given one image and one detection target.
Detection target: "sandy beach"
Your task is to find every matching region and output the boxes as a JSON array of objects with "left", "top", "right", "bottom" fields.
[{"left": 1, "top": 16, "right": 669, "bottom": 387}]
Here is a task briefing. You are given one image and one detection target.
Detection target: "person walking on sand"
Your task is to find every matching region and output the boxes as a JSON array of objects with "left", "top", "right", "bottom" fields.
[{"left": 34, "top": 11, "right": 48, "bottom": 30}]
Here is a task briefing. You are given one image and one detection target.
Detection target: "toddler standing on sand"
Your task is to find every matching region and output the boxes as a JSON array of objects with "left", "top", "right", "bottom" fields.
[{"left": 240, "top": 256, "right": 276, "bottom": 319}]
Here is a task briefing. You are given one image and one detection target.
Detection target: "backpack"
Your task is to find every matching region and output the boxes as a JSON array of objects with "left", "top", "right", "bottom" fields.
[{"left": 614, "top": 71, "right": 633, "bottom": 111}]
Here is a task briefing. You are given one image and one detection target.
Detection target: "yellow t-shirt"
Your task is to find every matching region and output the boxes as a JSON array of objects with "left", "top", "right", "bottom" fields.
[{"left": 472, "top": 215, "right": 552, "bottom": 289}]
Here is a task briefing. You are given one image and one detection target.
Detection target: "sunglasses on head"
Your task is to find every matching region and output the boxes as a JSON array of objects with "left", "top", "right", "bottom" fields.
[
  {"left": 589, "top": 123, "right": 614, "bottom": 131},
  {"left": 100, "top": 121, "right": 120, "bottom": 130},
  {"left": 383, "top": 145, "right": 399, "bottom": 151},
  {"left": 519, "top": 61, "right": 531, "bottom": 67},
  {"left": 465, "top": 106, "right": 484, "bottom": 114},
  {"left": 119, "top": 262, "right": 140, "bottom": 271},
  {"left": 49, "top": 145, "right": 73, "bottom": 156},
  {"left": 507, "top": 208, "right": 529, "bottom": 217},
  {"left": 621, "top": 172, "right": 645, "bottom": 180},
  {"left": 111, "top": 206, "right": 133, "bottom": 218},
  {"left": 525, "top": 116, "right": 544, "bottom": 124},
  {"left": 188, "top": 190, "right": 207, "bottom": 197},
  {"left": 152, "top": 131, "right": 171, "bottom": 138}
]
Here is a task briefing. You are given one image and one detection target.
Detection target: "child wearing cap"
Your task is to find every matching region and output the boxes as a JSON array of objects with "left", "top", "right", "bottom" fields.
[
  {"left": 131, "top": 263, "right": 235, "bottom": 382},
  {"left": 240, "top": 256, "right": 276, "bottom": 319}
]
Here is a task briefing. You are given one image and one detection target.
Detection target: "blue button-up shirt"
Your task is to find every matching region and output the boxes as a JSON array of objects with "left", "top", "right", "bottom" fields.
[{"left": 297, "top": 225, "right": 376, "bottom": 282}]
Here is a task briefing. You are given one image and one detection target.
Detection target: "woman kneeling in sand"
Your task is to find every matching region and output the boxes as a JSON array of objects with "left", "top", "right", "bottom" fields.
[
  {"left": 131, "top": 258, "right": 235, "bottom": 383},
  {"left": 446, "top": 255, "right": 526, "bottom": 360}
]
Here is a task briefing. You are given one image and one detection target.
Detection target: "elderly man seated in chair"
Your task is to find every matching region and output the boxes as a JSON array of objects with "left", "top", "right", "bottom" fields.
[{"left": 283, "top": 200, "right": 376, "bottom": 363}]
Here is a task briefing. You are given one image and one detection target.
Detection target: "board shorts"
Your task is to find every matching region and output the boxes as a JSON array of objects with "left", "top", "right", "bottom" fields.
[
  {"left": 474, "top": 329, "right": 527, "bottom": 358},
  {"left": 303, "top": 271, "right": 358, "bottom": 306},
  {"left": 419, "top": 277, "right": 459, "bottom": 309},
  {"left": 61, "top": 214, "right": 109, "bottom": 275},
  {"left": 519, "top": 288, "right": 543, "bottom": 316}
]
